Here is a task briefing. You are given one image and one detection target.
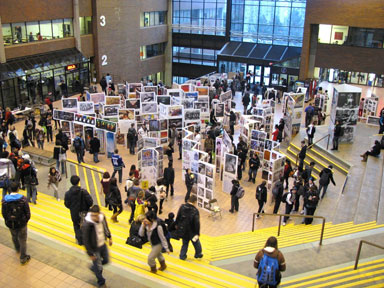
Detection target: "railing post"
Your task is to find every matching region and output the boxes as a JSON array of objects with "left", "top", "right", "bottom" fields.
[
  {"left": 320, "top": 218, "right": 325, "bottom": 245},
  {"left": 65, "top": 161, "right": 68, "bottom": 179},
  {"left": 326, "top": 135, "right": 330, "bottom": 150},
  {"left": 354, "top": 241, "right": 363, "bottom": 270},
  {"left": 252, "top": 214, "right": 255, "bottom": 232},
  {"left": 278, "top": 215, "right": 282, "bottom": 236}
]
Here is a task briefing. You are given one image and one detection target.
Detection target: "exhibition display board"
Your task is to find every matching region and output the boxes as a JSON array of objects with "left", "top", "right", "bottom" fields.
[
  {"left": 138, "top": 147, "right": 163, "bottom": 189},
  {"left": 361, "top": 97, "right": 378, "bottom": 120},
  {"left": 283, "top": 92, "right": 305, "bottom": 136},
  {"left": 250, "top": 100, "right": 275, "bottom": 139}
]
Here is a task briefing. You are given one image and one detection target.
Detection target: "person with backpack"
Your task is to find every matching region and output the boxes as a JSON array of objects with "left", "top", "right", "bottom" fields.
[
  {"left": 127, "top": 179, "right": 142, "bottom": 224},
  {"left": 319, "top": 165, "right": 336, "bottom": 199},
  {"left": 175, "top": 195, "right": 203, "bottom": 260},
  {"left": 303, "top": 186, "right": 320, "bottom": 225},
  {"left": 282, "top": 187, "right": 297, "bottom": 226},
  {"left": 254, "top": 236, "right": 286, "bottom": 288},
  {"left": 301, "top": 162, "right": 315, "bottom": 184},
  {"left": 127, "top": 123, "right": 138, "bottom": 155},
  {"left": 111, "top": 149, "right": 125, "bottom": 184},
  {"left": 82, "top": 205, "right": 112, "bottom": 288},
  {"left": 163, "top": 162, "right": 175, "bottom": 197},
  {"left": 139, "top": 210, "right": 170, "bottom": 273},
  {"left": 273, "top": 178, "right": 284, "bottom": 214},
  {"left": 146, "top": 186, "right": 159, "bottom": 215},
  {"left": 64, "top": 175, "right": 93, "bottom": 245},
  {"left": 124, "top": 171, "right": 135, "bottom": 203},
  {"left": 56, "top": 129, "right": 69, "bottom": 151},
  {"left": 126, "top": 214, "right": 147, "bottom": 249},
  {"left": 1, "top": 181, "right": 31, "bottom": 265},
  {"left": 73, "top": 133, "right": 85, "bottom": 164},
  {"left": 20, "top": 159, "right": 38, "bottom": 205},
  {"left": 229, "top": 179, "right": 241, "bottom": 213},
  {"left": 108, "top": 178, "right": 123, "bottom": 223},
  {"left": 248, "top": 153, "right": 260, "bottom": 184},
  {"left": 89, "top": 136, "right": 100, "bottom": 163},
  {"left": 256, "top": 181, "right": 267, "bottom": 218},
  {"left": 47, "top": 167, "right": 61, "bottom": 201}
]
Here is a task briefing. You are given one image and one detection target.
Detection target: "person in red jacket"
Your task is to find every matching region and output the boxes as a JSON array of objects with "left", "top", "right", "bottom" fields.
[{"left": 272, "top": 124, "right": 279, "bottom": 142}]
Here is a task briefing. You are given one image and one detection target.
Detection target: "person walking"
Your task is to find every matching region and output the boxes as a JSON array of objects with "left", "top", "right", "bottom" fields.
[
  {"left": 256, "top": 181, "right": 267, "bottom": 218},
  {"left": 303, "top": 186, "right": 319, "bottom": 225},
  {"left": 1, "top": 181, "right": 31, "bottom": 265},
  {"left": 139, "top": 210, "right": 170, "bottom": 273},
  {"left": 82, "top": 205, "right": 112, "bottom": 288},
  {"left": 229, "top": 111, "right": 236, "bottom": 136},
  {"left": 20, "top": 159, "right": 38, "bottom": 204},
  {"left": 127, "top": 179, "right": 142, "bottom": 224},
  {"left": 242, "top": 88, "right": 250, "bottom": 114},
  {"left": 248, "top": 153, "right": 260, "bottom": 183},
  {"left": 53, "top": 140, "right": 67, "bottom": 175},
  {"left": 298, "top": 141, "right": 307, "bottom": 171},
  {"left": 177, "top": 130, "right": 183, "bottom": 160},
  {"left": 108, "top": 178, "right": 123, "bottom": 223},
  {"left": 273, "top": 177, "right": 284, "bottom": 214},
  {"left": 169, "top": 125, "right": 177, "bottom": 147},
  {"left": 306, "top": 123, "right": 316, "bottom": 146},
  {"left": 46, "top": 114, "right": 53, "bottom": 143},
  {"left": 282, "top": 187, "right": 296, "bottom": 226},
  {"left": 163, "top": 162, "right": 175, "bottom": 197},
  {"left": 73, "top": 133, "right": 85, "bottom": 164},
  {"left": 184, "top": 168, "right": 194, "bottom": 202},
  {"left": 229, "top": 179, "right": 240, "bottom": 213},
  {"left": 100, "top": 172, "right": 111, "bottom": 209},
  {"left": 47, "top": 167, "right": 61, "bottom": 201},
  {"left": 305, "top": 103, "right": 314, "bottom": 127},
  {"left": 332, "top": 121, "right": 342, "bottom": 151},
  {"left": 301, "top": 162, "right": 315, "bottom": 184},
  {"left": 127, "top": 123, "right": 137, "bottom": 155},
  {"left": 100, "top": 77, "right": 107, "bottom": 94},
  {"left": 254, "top": 236, "right": 286, "bottom": 288},
  {"left": 64, "top": 175, "right": 93, "bottom": 245},
  {"left": 176, "top": 195, "right": 203, "bottom": 260},
  {"left": 111, "top": 149, "right": 125, "bottom": 184},
  {"left": 319, "top": 165, "right": 336, "bottom": 199},
  {"left": 283, "top": 160, "right": 293, "bottom": 190},
  {"left": 165, "top": 144, "right": 174, "bottom": 162},
  {"left": 89, "top": 136, "right": 101, "bottom": 163},
  {"left": 35, "top": 128, "right": 45, "bottom": 150}
]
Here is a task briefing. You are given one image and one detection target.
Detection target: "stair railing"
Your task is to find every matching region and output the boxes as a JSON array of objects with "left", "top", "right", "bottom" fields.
[
  {"left": 64, "top": 160, "right": 104, "bottom": 178},
  {"left": 354, "top": 240, "right": 384, "bottom": 270},
  {"left": 252, "top": 212, "right": 326, "bottom": 245},
  {"left": 308, "top": 133, "right": 331, "bottom": 150}
]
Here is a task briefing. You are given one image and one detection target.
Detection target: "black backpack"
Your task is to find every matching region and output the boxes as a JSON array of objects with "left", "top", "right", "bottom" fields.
[
  {"left": 4, "top": 199, "right": 27, "bottom": 229},
  {"left": 157, "top": 218, "right": 171, "bottom": 241},
  {"left": 282, "top": 192, "right": 290, "bottom": 204},
  {"left": 73, "top": 138, "right": 81, "bottom": 150}
]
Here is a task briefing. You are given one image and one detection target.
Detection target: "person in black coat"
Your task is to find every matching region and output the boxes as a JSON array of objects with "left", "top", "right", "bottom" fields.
[
  {"left": 229, "top": 179, "right": 240, "bottom": 213},
  {"left": 89, "top": 136, "right": 100, "bottom": 163},
  {"left": 163, "top": 162, "right": 175, "bottom": 197},
  {"left": 242, "top": 89, "right": 250, "bottom": 114},
  {"left": 64, "top": 175, "right": 93, "bottom": 245},
  {"left": 108, "top": 178, "right": 123, "bottom": 223},
  {"left": 273, "top": 178, "right": 284, "bottom": 214},
  {"left": 361, "top": 140, "right": 381, "bottom": 162},
  {"left": 306, "top": 123, "right": 316, "bottom": 146},
  {"left": 332, "top": 121, "right": 342, "bottom": 151},
  {"left": 55, "top": 129, "right": 69, "bottom": 150},
  {"left": 255, "top": 181, "right": 267, "bottom": 218},
  {"left": 248, "top": 153, "right": 260, "bottom": 183},
  {"left": 184, "top": 169, "right": 194, "bottom": 203},
  {"left": 100, "top": 77, "right": 107, "bottom": 93},
  {"left": 229, "top": 111, "right": 236, "bottom": 136},
  {"left": 303, "top": 186, "right": 319, "bottom": 225},
  {"left": 319, "top": 165, "right": 336, "bottom": 199},
  {"left": 298, "top": 141, "right": 307, "bottom": 171}
]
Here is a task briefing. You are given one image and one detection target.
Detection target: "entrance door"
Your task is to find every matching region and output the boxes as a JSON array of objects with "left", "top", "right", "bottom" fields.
[
  {"left": 247, "top": 65, "right": 255, "bottom": 84},
  {"left": 254, "top": 66, "right": 262, "bottom": 84},
  {"left": 263, "top": 67, "right": 270, "bottom": 86}
]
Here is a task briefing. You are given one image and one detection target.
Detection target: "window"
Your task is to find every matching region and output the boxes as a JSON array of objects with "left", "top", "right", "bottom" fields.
[
  {"left": 141, "top": 11, "right": 167, "bottom": 27},
  {"left": 39, "top": 21, "right": 52, "bottom": 40},
  {"left": 173, "top": 46, "right": 219, "bottom": 66},
  {"left": 140, "top": 43, "right": 166, "bottom": 60},
  {"left": 11, "top": 23, "right": 27, "bottom": 43},
  {"left": 26, "top": 22, "right": 40, "bottom": 42},
  {"left": 2, "top": 24, "right": 12, "bottom": 45},
  {"left": 79, "top": 17, "right": 92, "bottom": 35},
  {"left": 63, "top": 19, "right": 73, "bottom": 37},
  {"left": 52, "top": 19, "right": 64, "bottom": 39}
]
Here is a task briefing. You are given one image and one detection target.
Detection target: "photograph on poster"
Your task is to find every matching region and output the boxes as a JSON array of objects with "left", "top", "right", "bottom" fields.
[
  {"left": 338, "top": 92, "right": 360, "bottom": 108},
  {"left": 367, "top": 116, "right": 380, "bottom": 126},
  {"left": 103, "top": 105, "right": 119, "bottom": 117},
  {"left": 77, "top": 102, "right": 94, "bottom": 114},
  {"left": 199, "top": 163, "right": 206, "bottom": 175},
  {"left": 144, "top": 86, "right": 158, "bottom": 94},
  {"left": 149, "top": 120, "right": 160, "bottom": 131},
  {"left": 167, "top": 89, "right": 183, "bottom": 98},
  {"left": 168, "top": 118, "right": 182, "bottom": 129},
  {"left": 61, "top": 121, "right": 71, "bottom": 132},
  {"left": 142, "top": 149, "right": 153, "bottom": 161},
  {"left": 160, "top": 131, "right": 168, "bottom": 138},
  {"left": 105, "top": 96, "right": 121, "bottom": 106},
  {"left": 220, "top": 90, "right": 232, "bottom": 103},
  {"left": 96, "top": 119, "right": 117, "bottom": 133},
  {"left": 194, "top": 102, "right": 209, "bottom": 113},
  {"left": 118, "top": 120, "right": 134, "bottom": 134},
  {"left": 251, "top": 140, "right": 258, "bottom": 150},
  {"left": 215, "top": 103, "right": 224, "bottom": 117},
  {"left": 224, "top": 153, "right": 237, "bottom": 175},
  {"left": 336, "top": 108, "right": 358, "bottom": 125},
  {"left": 125, "top": 99, "right": 140, "bottom": 109},
  {"left": 205, "top": 190, "right": 213, "bottom": 200},
  {"left": 160, "top": 119, "right": 168, "bottom": 131},
  {"left": 116, "top": 130, "right": 125, "bottom": 145},
  {"left": 183, "top": 139, "right": 195, "bottom": 151},
  {"left": 90, "top": 93, "right": 105, "bottom": 104},
  {"left": 74, "top": 123, "right": 83, "bottom": 136},
  {"left": 119, "top": 109, "right": 135, "bottom": 120},
  {"left": 62, "top": 98, "right": 78, "bottom": 111},
  {"left": 180, "top": 84, "right": 191, "bottom": 92},
  {"left": 198, "top": 174, "right": 206, "bottom": 186},
  {"left": 53, "top": 110, "right": 74, "bottom": 121},
  {"left": 206, "top": 165, "right": 213, "bottom": 178},
  {"left": 198, "top": 187, "right": 205, "bottom": 198},
  {"left": 117, "top": 84, "right": 126, "bottom": 96},
  {"left": 265, "top": 140, "right": 272, "bottom": 151},
  {"left": 184, "top": 109, "right": 201, "bottom": 121},
  {"left": 141, "top": 102, "right": 158, "bottom": 114},
  {"left": 182, "top": 98, "right": 195, "bottom": 109},
  {"left": 168, "top": 106, "right": 183, "bottom": 118},
  {"left": 128, "top": 83, "right": 142, "bottom": 93},
  {"left": 206, "top": 177, "right": 213, "bottom": 190},
  {"left": 291, "top": 93, "right": 304, "bottom": 108},
  {"left": 149, "top": 131, "right": 159, "bottom": 138},
  {"left": 196, "top": 86, "right": 209, "bottom": 96},
  {"left": 341, "top": 126, "right": 355, "bottom": 142},
  {"left": 157, "top": 96, "right": 171, "bottom": 105},
  {"left": 140, "top": 92, "right": 156, "bottom": 103},
  {"left": 74, "top": 114, "right": 95, "bottom": 125},
  {"left": 144, "top": 138, "right": 159, "bottom": 148},
  {"left": 185, "top": 92, "right": 198, "bottom": 101}
]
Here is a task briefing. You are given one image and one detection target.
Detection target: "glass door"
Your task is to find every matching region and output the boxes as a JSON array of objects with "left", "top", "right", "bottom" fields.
[
  {"left": 263, "top": 67, "right": 270, "bottom": 86},
  {"left": 255, "top": 66, "right": 262, "bottom": 84},
  {"left": 247, "top": 65, "right": 255, "bottom": 84}
]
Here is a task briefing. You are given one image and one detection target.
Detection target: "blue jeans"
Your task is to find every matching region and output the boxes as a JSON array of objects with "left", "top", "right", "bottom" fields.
[
  {"left": 319, "top": 184, "right": 329, "bottom": 199},
  {"left": 180, "top": 238, "right": 202, "bottom": 260},
  {"left": 91, "top": 244, "right": 109, "bottom": 287},
  {"left": 112, "top": 168, "right": 123, "bottom": 183},
  {"left": 56, "top": 160, "right": 66, "bottom": 175},
  {"left": 93, "top": 152, "right": 99, "bottom": 163},
  {"left": 76, "top": 149, "right": 84, "bottom": 163},
  {"left": 248, "top": 168, "right": 258, "bottom": 181},
  {"left": 25, "top": 184, "right": 37, "bottom": 204}
]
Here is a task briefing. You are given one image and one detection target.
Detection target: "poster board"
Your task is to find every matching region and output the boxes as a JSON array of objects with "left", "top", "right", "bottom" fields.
[{"left": 222, "top": 153, "right": 238, "bottom": 194}]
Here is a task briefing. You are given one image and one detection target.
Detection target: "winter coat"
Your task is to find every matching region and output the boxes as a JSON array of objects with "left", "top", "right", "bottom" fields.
[
  {"left": 163, "top": 167, "right": 175, "bottom": 185},
  {"left": 175, "top": 203, "right": 200, "bottom": 240},
  {"left": 1, "top": 193, "right": 30, "bottom": 229},
  {"left": 82, "top": 212, "right": 111, "bottom": 256},
  {"left": 89, "top": 137, "right": 100, "bottom": 154},
  {"left": 319, "top": 168, "right": 336, "bottom": 186},
  {"left": 64, "top": 186, "right": 93, "bottom": 221},
  {"left": 108, "top": 184, "right": 122, "bottom": 207},
  {"left": 256, "top": 184, "right": 267, "bottom": 203}
]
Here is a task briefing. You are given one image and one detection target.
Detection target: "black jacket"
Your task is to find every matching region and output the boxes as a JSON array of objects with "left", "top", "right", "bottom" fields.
[
  {"left": 89, "top": 137, "right": 100, "bottom": 154},
  {"left": 256, "top": 184, "right": 267, "bottom": 203},
  {"left": 20, "top": 163, "right": 36, "bottom": 185},
  {"left": 53, "top": 145, "right": 66, "bottom": 160},
  {"left": 108, "top": 184, "right": 122, "bottom": 206},
  {"left": 273, "top": 180, "right": 284, "bottom": 199},
  {"left": 176, "top": 203, "right": 200, "bottom": 240},
  {"left": 319, "top": 168, "right": 336, "bottom": 186},
  {"left": 242, "top": 92, "right": 250, "bottom": 106},
  {"left": 299, "top": 145, "right": 307, "bottom": 159},
  {"left": 334, "top": 124, "right": 342, "bottom": 137},
  {"left": 304, "top": 189, "right": 319, "bottom": 209},
  {"left": 185, "top": 173, "right": 194, "bottom": 188},
  {"left": 371, "top": 142, "right": 381, "bottom": 156},
  {"left": 249, "top": 157, "right": 260, "bottom": 170},
  {"left": 64, "top": 186, "right": 93, "bottom": 221},
  {"left": 82, "top": 213, "right": 111, "bottom": 256},
  {"left": 56, "top": 132, "right": 69, "bottom": 150},
  {"left": 164, "top": 167, "right": 175, "bottom": 184},
  {"left": 230, "top": 183, "right": 239, "bottom": 196}
]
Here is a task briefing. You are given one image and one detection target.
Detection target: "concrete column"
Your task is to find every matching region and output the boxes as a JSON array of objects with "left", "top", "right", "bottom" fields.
[
  {"left": 0, "top": 17, "right": 6, "bottom": 63},
  {"left": 307, "top": 24, "right": 319, "bottom": 79},
  {"left": 73, "top": 0, "right": 82, "bottom": 52},
  {"left": 164, "top": 0, "right": 173, "bottom": 86}
]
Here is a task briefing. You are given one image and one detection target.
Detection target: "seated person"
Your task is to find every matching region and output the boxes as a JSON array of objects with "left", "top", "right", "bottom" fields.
[
  {"left": 361, "top": 140, "right": 381, "bottom": 162},
  {"left": 126, "top": 214, "right": 147, "bottom": 248}
]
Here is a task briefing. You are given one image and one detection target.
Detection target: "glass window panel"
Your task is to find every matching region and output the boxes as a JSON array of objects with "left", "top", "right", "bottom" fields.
[
  {"left": 259, "top": 5, "right": 275, "bottom": 25},
  {"left": 40, "top": 20, "right": 52, "bottom": 40},
  {"left": 275, "top": 7, "right": 290, "bottom": 27},
  {"left": 244, "top": 5, "right": 258, "bottom": 25},
  {"left": 150, "top": 12, "right": 155, "bottom": 26},
  {"left": 85, "top": 17, "right": 92, "bottom": 34},
  {"left": 11, "top": 23, "right": 27, "bottom": 43},
  {"left": 52, "top": 19, "right": 64, "bottom": 39},
  {"left": 231, "top": 5, "right": 244, "bottom": 23},
  {"left": 159, "top": 11, "right": 167, "bottom": 25},
  {"left": 274, "top": 26, "right": 289, "bottom": 36},
  {"left": 291, "top": 8, "right": 305, "bottom": 27},
  {"left": 144, "top": 12, "right": 150, "bottom": 27},
  {"left": 63, "top": 18, "right": 73, "bottom": 37},
  {"left": 79, "top": 17, "right": 85, "bottom": 35},
  {"left": 154, "top": 12, "right": 160, "bottom": 25},
  {"left": 2, "top": 24, "right": 13, "bottom": 45}
]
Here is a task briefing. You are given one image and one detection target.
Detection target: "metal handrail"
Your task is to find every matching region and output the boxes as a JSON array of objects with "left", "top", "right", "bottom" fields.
[
  {"left": 252, "top": 212, "right": 326, "bottom": 246},
  {"left": 354, "top": 240, "right": 384, "bottom": 270},
  {"left": 341, "top": 173, "right": 349, "bottom": 194},
  {"left": 64, "top": 160, "right": 104, "bottom": 179},
  {"left": 308, "top": 133, "right": 331, "bottom": 150}
]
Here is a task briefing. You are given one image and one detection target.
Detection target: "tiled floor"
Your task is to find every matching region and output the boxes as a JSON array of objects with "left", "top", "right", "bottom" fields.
[{"left": 0, "top": 243, "right": 95, "bottom": 288}]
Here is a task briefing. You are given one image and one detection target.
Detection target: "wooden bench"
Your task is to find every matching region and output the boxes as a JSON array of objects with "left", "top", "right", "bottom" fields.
[{"left": 22, "top": 146, "right": 56, "bottom": 166}]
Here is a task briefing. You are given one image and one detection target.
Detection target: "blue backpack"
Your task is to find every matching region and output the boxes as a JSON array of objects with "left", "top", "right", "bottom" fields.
[{"left": 257, "top": 254, "right": 280, "bottom": 286}]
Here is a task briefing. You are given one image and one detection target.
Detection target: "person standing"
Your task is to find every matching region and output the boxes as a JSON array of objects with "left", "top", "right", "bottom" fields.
[
  {"left": 127, "top": 179, "right": 142, "bottom": 224},
  {"left": 82, "top": 205, "right": 112, "bottom": 288},
  {"left": 165, "top": 144, "right": 174, "bottom": 162},
  {"left": 127, "top": 123, "right": 137, "bottom": 155},
  {"left": 332, "top": 121, "right": 342, "bottom": 151},
  {"left": 379, "top": 114, "right": 384, "bottom": 134},
  {"left": 108, "top": 178, "right": 123, "bottom": 223},
  {"left": 100, "top": 172, "right": 111, "bottom": 208},
  {"left": 242, "top": 88, "right": 250, "bottom": 114},
  {"left": 139, "top": 211, "right": 170, "bottom": 273},
  {"left": 229, "top": 179, "right": 240, "bottom": 213},
  {"left": 305, "top": 103, "right": 314, "bottom": 127},
  {"left": 184, "top": 168, "right": 194, "bottom": 203},
  {"left": 298, "top": 141, "right": 307, "bottom": 171},
  {"left": 177, "top": 130, "right": 183, "bottom": 160},
  {"left": 73, "top": 133, "right": 85, "bottom": 164},
  {"left": 229, "top": 111, "right": 236, "bottom": 136},
  {"left": 273, "top": 177, "right": 284, "bottom": 214},
  {"left": 169, "top": 125, "right": 177, "bottom": 147},
  {"left": 303, "top": 186, "right": 319, "bottom": 225},
  {"left": 306, "top": 123, "right": 316, "bottom": 146},
  {"left": 111, "top": 149, "right": 125, "bottom": 184},
  {"left": 47, "top": 167, "right": 61, "bottom": 201},
  {"left": 282, "top": 187, "right": 296, "bottom": 226},
  {"left": 20, "top": 159, "right": 38, "bottom": 204},
  {"left": 283, "top": 160, "right": 293, "bottom": 190},
  {"left": 1, "top": 181, "right": 31, "bottom": 265},
  {"left": 248, "top": 153, "right": 260, "bottom": 183},
  {"left": 272, "top": 125, "right": 280, "bottom": 142},
  {"left": 302, "top": 162, "right": 316, "bottom": 184},
  {"left": 46, "top": 114, "right": 53, "bottom": 143},
  {"left": 89, "top": 136, "right": 101, "bottom": 163},
  {"left": 254, "top": 236, "right": 286, "bottom": 288},
  {"left": 163, "top": 162, "right": 175, "bottom": 197},
  {"left": 100, "top": 77, "right": 107, "bottom": 94},
  {"left": 176, "top": 195, "right": 203, "bottom": 260},
  {"left": 64, "top": 175, "right": 93, "bottom": 245},
  {"left": 319, "top": 165, "right": 336, "bottom": 199},
  {"left": 256, "top": 181, "right": 267, "bottom": 218}
]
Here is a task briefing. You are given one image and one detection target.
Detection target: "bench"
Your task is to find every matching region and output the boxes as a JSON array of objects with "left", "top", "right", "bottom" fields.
[{"left": 22, "top": 146, "right": 56, "bottom": 166}]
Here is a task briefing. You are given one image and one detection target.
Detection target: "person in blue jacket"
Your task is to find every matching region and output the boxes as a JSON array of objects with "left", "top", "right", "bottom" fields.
[{"left": 111, "top": 149, "right": 125, "bottom": 183}]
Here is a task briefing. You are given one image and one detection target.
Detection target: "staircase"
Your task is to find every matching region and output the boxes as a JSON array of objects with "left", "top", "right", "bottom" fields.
[{"left": 281, "top": 258, "right": 384, "bottom": 288}]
